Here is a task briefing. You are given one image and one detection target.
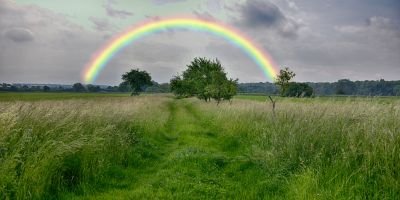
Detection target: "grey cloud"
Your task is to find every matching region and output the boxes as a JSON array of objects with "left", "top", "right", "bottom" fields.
[
  {"left": 4, "top": 27, "right": 34, "bottom": 42},
  {"left": 239, "top": 0, "right": 284, "bottom": 27},
  {"left": 193, "top": 11, "right": 215, "bottom": 22},
  {"left": 0, "top": 0, "right": 104, "bottom": 84},
  {"left": 103, "top": 0, "right": 133, "bottom": 19},
  {"left": 235, "top": 0, "right": 300, "bottom": 38},
  {"left": 152, "top": 0, "right": 186, "bottom": 5},
  {"left": 89, "top": 17, "right": 115, "bottom": 32}
]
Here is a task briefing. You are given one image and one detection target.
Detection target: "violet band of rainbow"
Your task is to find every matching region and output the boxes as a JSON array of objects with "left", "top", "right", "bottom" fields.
[{"left": 83, "top": 18, "right": 278, "bottom": 83}]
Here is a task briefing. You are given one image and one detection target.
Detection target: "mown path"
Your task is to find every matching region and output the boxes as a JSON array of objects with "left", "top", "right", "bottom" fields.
[{"left": 69, "top": 99, "right": 270, "bottom": 199}]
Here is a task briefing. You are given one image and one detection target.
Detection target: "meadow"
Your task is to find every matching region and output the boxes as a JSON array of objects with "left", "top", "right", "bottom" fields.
[{"left": 0, "top": 93, "right": 399, "bottom": 199}]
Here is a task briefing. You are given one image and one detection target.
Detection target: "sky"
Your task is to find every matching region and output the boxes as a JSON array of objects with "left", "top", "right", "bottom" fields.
[{"left": 0, "top": 0, "right": 399, "bottom": 85}]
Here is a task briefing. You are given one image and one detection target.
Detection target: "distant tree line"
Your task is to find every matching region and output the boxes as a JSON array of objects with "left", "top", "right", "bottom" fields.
[
  {"left": 2, "top": 79, "right": 400, "bottom": 96},
  {"left": 238, "top": 79, "right": 400, "bottom": 96},
  {"left": 0, "top": 82, "right": 170, "bottom": 93}
]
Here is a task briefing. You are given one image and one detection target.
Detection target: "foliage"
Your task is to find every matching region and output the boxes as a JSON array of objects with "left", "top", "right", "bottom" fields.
[
  {"left": 121, "top": 69, "right": 153, "bottom": 95},
  {"left": 87, "top": 84, "right": 101, "bottom": 92},
  {"left": 145, "top": 81, "right": 170, "bottom": 93},
  {"left": 170, "top": 57, "right": 238, "bottom": 103},
  {"left": 43, "top": 85, "right": 50, "bottom": 92},
  {"left": 335, "top": 79, "right": 356, "bottom": 95},
  {"left": 72, "top": 83, "right": 86, "bottom": 92},
  {"left": 274, "top": 67, "right": 296, "bottom": 96},
  {"left": 1, "top": 79, "right": 400, "bottom": 96},
  {"left": 284, "top": 82, "right": 314, "bottom": 97}
]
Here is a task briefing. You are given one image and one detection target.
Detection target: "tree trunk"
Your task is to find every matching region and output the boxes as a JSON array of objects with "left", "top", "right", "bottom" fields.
[{"left": 267, "top": 96, "right": 276, "bottom": 119}]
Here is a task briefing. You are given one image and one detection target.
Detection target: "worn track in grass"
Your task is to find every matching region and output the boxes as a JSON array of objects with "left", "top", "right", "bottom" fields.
[{"left": 65, "top": 99, "right": 270, "bottom": 199}]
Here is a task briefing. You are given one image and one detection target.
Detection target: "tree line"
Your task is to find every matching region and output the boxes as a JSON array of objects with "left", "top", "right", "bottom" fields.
[
  {"left": 1, "top": 58, "right": 399, "bottom": 97},
  {"left": 239, "top": 79, "right": 400, "bottom": 96}
]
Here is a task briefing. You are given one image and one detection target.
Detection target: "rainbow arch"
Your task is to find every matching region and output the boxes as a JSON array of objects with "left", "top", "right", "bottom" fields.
[{"left": 83, "top": 18, "right": 278, "bottom": 83}]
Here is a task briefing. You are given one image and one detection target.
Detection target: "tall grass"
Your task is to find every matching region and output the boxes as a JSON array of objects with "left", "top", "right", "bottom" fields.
[
  {"left": 197, "top": 98, "right": 400, "bottom": 199},
  {"left": 0, "top": 96, "right": 170, "bottom": 199},
  {"left": 0, "top": 94, "right": 399, "bottom": 199}
]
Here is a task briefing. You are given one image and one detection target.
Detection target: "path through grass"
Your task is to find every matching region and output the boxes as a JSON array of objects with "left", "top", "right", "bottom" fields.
[
  {"left": 1, "top": 95, "right": 398, "bottom": 199},
  {"left": 65, "top": 99, "right": 271, "bottom": 199}
]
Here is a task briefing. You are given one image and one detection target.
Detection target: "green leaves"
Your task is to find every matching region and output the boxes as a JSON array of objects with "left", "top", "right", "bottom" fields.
[
  {"left": 121, "top": 69, "right": 152, "bottom": 95},
  {"left": 170, "top": 57, "right": 238, "bottom": 103}
]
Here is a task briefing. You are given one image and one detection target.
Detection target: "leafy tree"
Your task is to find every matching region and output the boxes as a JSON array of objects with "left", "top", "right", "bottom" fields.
[
  {"left": 87, "top": 84, "right": 101, "bottom": 92},
  {"left": 170, "top": 57, "right": 238, "bottom": 103},
  {"left": 145, "top": 81, "right": 170, "bottom": 93},
  {"left": 170, "top": 76, "right": 191, "bottom": 98},
  {"left": 22, "top": 85, "right": 29, "bottom": 91},
  {"left": 118, "top": 81, "right": 130, "bottom": 92},
  {"left": 284, "top": 82, "right": 313, "bottom": 97},
  {"left": 73, "top": 83, "right": 86, "bottom": 92},
  {"left": 122, "top": 69, "right": 153, "bottom": 96},
  {"left": 394, "top": 85, "right": 400, "bottom": 96},
  {"left": 274, "top": 67, "right": 296, "bottom": 96},
  {"left": 335, "top": 79, "right": 356, "bottom": 95},
  {"left": 43, "top": 86, "right": 50, "bottom": 92}
]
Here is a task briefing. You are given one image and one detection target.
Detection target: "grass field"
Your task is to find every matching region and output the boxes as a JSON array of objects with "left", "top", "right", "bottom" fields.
[{"left": 0, "top": 93, "right": 399, "bottom": 199}]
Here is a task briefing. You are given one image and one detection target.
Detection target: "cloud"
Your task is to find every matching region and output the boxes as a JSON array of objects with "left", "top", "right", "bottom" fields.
[
  {"left": 3, "top": 27, "right": 34, "bottom": 42},
  {"left": 152, "top": 0, "right": 186, "bottom": 5},
  {"left": 88, "top": 17, "right": 115, "bottom": 32},
  {"left": 0, "top": 0, "right": 104, "bottom": 84},
  {"left": 234, "top": 0, "right": 301, "bottom": 38},
  {"left": 103, "top": 0, "right": 133, "bottom": 19},
  {"left": 193, "top": 11, "right": 215, "bottom": 22}
]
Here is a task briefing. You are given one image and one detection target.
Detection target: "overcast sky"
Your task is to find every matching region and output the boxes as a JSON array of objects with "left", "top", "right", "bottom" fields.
[{"left": 0, "top": 0, "right": 399, "bottom": 84}]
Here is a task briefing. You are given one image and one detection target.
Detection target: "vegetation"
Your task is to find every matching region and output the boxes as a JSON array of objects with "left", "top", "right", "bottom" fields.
[
  {"left": 121, "top": 68, "right": 153, "bottom": 96},
  {"left": 170, "top": 57, "right": 238, "bottom": 103},
  {"left": 273, "top": 67, "right": 313, "bottom": 97},
  {"left": 72, "top": 83, "right": 86, "bottom": 92},
  {"left": 274, "top": 67, "right": 296, "bottom": 96},
  {"left": 284, "top": 82, "right": 313, "bottom": 97},
  {"left": 0, "top": 93, "right": 399, "bottom": 199},
  {"left": 237, "top": 80, "right": 400, "bottom": 96},
  {"left": 2, "top": 79, "right": 399, "bottom": 96}
]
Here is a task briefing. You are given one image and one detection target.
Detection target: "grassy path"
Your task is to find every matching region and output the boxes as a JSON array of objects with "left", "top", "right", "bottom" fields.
[{"left": 66, "top": 99, "right": 271, "bottom": 199}]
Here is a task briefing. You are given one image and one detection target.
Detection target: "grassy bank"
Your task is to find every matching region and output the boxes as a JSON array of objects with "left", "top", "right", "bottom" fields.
[{"left": 0, "top": 94, "right": 399, "bottom": 199}]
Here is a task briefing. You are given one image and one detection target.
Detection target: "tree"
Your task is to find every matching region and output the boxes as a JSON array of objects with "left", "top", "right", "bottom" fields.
[
  {"left": 43, "top": 85, "right": 50, "bottom": 92},
  {"left": 335, "top": 79, "right": 356, "bottom": 95},
  {"left": 274, "top": 67, "right": 296, "bottom": 96},
  {"left": 394, "top": 85, "right": 400, "bottom": 96},
  {"left": 284, "top": 82, "right": 313, "bottom": 97},
  {"left": 170, "top": 57, "right": 238, "bottom": 103},
  {"left": 73, "top": 83, "right": 86, "bottom": 92},
  {"left": 118, "top": 81, "right": 130, "bottom": 92},
  {"left": 122, "top": 69, "right": 153, "bottom": 96},
  {"left": 87, "top": 84, "right": 101, "bottom": 92}
]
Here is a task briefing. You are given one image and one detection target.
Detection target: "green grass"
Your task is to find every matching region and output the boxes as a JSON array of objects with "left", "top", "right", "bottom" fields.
[
  {"left": 0, "top": 92, "right": 132, "bottom": 101},
  {"left": 0, "top": 93, "right": 399, "bottom": 199}
]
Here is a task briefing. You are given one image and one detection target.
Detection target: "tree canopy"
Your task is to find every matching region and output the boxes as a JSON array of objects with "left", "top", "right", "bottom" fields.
[
  {"left": 121, "top": 68, "right": 153, "bottom": 96},
  {"left": 72, "top": 83, "right": 86, "bottom": 92},
  {"left": 170, "top": 57, "right": 238, "bottom": 103},
  {"left": 274, "top": 67, "right": 314, "bottom": 97},
  {"left": 274, "top": 67, "right": 296, "bottom": 96}
]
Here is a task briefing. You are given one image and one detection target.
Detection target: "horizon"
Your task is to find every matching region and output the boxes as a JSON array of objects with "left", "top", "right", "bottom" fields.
[
  {"left": 3, "top": 78, "right": 400, "bottom": 88},
  {"left": 1, "top": 0, "right": 399, "bottom": 85}
]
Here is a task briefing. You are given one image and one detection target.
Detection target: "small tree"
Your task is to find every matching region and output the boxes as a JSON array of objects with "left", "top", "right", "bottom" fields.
[
  {"left": 73, "top": 83, "right": 86, "bottom": 92},
  {"left": 170, "top": 57, "right": 238, "bottom": 103},
  {"left": 122, "top": 68, "right": 153, "bottom": 96},
  {"left": 274, "top": 67, "right": 296, "bottom": 96},
  {"left": 87, "top": 84, "right": 101, "bottom": 92},
  {"left": 285, "top": 82, "right": 313, "bottom": 97},
  {"left": 43, "top": 85, "right": 50, "bottom": 92}
]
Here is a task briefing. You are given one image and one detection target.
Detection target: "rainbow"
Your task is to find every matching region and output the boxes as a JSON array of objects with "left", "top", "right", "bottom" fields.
[{"left": 83, "top": 18, "right": 278, "bottom": 83}]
